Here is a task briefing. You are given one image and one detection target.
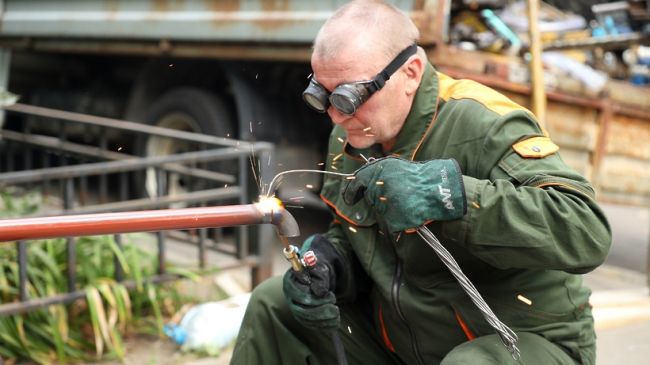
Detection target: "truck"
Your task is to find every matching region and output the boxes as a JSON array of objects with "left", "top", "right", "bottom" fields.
[{"left": 1, "top": 0, "right": 649, "bottom": 206}]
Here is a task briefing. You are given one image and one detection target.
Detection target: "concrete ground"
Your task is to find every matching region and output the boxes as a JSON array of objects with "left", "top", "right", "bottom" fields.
[{"left": 585, "top": 266, "right": 650, "bottom": 364}]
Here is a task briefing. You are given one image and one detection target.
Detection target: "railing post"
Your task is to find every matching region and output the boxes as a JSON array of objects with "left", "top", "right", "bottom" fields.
[
  {"left": 237, "top": 155, "right": 248, "bottom": 260},
  {"left": 99, "top": 128, "right": 108, "bottom": 203},
  {"left": 17, "top": 240, "right": 28, "bottom": 301},
  {"left": 156, "top": 168, "right": 166, "bottom": 274},
  {"left": 64, "top": 178, "right": 77, "bottom": 293},
  {"left": 251, "top": 146, "right": 276, "bottom": 287},
  {"left": 114, "top": 234, "right": 124, "bottom": 282}
]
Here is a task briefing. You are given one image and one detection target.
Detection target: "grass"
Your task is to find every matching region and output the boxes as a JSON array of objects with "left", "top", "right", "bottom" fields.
[{"left": 0, "top": 188, "right": 202, "bottom": 364}]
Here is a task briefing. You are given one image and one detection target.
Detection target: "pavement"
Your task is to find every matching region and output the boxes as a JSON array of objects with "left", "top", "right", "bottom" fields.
[{"left": 584, "top": 265, "right": 650, "bottom": 364}]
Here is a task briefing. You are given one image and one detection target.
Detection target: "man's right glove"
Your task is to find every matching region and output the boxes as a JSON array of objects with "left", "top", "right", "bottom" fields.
[{"left": 282, "top": 234, "right": 342, "bottom": 330}]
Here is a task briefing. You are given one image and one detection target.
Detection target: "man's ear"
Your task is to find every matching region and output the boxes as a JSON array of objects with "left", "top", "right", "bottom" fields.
[{"left": 403, "top": 54, "right": 424, "bottom": 96}]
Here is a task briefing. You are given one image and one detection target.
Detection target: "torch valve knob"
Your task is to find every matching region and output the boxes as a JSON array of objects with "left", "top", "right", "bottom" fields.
[{"left": 301, "top": 250, "right": 318, "bottom": 268}]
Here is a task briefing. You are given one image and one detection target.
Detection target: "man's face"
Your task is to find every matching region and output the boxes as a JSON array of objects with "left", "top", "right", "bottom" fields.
[{"left": 311, "top": 48, "right": 410, "bottom": 150}]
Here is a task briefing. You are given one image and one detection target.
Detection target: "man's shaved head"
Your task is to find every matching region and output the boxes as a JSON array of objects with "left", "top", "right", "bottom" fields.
[{"left": 313, "top": 0, "right": 420, "bottom": 64}]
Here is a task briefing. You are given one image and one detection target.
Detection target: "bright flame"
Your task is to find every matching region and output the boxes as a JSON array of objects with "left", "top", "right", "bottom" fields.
[{"left": 256, "top": 196, "right": 283, "bottom": 215}]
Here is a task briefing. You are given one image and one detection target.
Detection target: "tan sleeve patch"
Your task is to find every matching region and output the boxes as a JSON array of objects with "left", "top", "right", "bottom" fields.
[{"left": 512, "top": 136, "right": 559, "bottom": 158}]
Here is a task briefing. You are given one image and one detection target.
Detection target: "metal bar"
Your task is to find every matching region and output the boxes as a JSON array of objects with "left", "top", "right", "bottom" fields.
[
  {"left": 119, "top": 171, "right": 129, "bottom": 201},
  {"left": 0, "top": 203, "right": 278, "bottom": 242},
  {"left": 55, "top": 118, "right": 65, "bottom": 194},
  {"left": 66, "top": 237, "right": 76, "bottom": 293},
  {"left": 41, "top": 187, "right": 241, "bottom": 216},
  {"left": 0, "top": 39, "right": 314, "bottom": 63},
  {"left": 4, "top": 103, "right": 250, "bottom": 148},
  {"left": 17, "top": 240, "right": 28, "bottom": 301},
  {"left": 198, "top": 200, "right": 207, "bottom": 269},
  {"left": 237, "top": 155, "right": 248, "bottom": 260},
  {"left": 156, "top": 169, "right": 166, "bottom": 275},
  {"left": 63, "top": 177, "right": 74, "bottom": 210},
  {"left": 6, "top": 140, "right": 14, "bottom": 171},
  {"left": 253, "top": 147, "right": 276, "bottom": 286},
  {"left": 79, "top": 158, "right": 88, "bottom": 206},
  {"left": 23, "top": 120, "right": 32, "bottom": 172},
  {"left": 42, "top": 149, "right": 51, "bottom": 195},
  {"left": 64, "top": 178, "right": 77, "bottom": 292},
  {"left": 99, "top": 129, "right": 108, "bottom": 203},
  {"left": 0, "top": 144, "right": 255, "bottom": 185},
  {"left": 157, "top": 229, "right": 165, "bottom": 275},
  {"left": 114, "top": 234, "right": 124, "bottom": 282},
  {"left": 199, "top": 226, "right": 207, "bottom": 269}
]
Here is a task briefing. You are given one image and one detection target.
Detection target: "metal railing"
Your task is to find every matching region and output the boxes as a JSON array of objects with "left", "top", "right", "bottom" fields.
[{"left": 0, "top": 102, "right": 276, "bottom": 316}]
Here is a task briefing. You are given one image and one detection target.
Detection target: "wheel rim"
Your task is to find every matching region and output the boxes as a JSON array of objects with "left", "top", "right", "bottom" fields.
[{"left": 145, "top": 112, "right": 201, "bottom": 201}]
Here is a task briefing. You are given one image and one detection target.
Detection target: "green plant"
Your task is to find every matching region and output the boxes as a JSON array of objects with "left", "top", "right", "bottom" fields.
[{"left": 0, "top": 191, "right": 200, "bottom": 364}]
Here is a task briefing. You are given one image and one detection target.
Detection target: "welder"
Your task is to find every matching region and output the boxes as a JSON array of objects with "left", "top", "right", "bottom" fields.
[{"left": 231, "top": 1, "right": 612, "bottom": 364}]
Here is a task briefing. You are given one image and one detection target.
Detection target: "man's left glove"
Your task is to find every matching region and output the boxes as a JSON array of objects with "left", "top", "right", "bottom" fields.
[
  {"left": 343, "top": 157, "right": 467, "bottom": 233},
  {"left": 282, "top": 234, "right": 343, "bottom": 330}
]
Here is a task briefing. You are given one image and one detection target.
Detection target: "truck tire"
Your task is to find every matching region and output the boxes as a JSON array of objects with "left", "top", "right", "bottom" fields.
[{"left": 135, "top": 87, "right": 235, "bottom": 200}]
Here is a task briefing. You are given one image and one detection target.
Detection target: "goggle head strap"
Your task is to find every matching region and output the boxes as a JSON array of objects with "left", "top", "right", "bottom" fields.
[{"left": 370, "top": 43, "right": 418, "bottom": 92}]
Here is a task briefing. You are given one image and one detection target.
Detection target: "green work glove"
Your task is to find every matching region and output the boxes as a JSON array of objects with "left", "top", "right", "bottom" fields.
[
  {"left": 343, "top": 157, "right": 467, "bottom": 233},
  {"left": 282, "top": 234, "right": 342, "bottom": 330}
]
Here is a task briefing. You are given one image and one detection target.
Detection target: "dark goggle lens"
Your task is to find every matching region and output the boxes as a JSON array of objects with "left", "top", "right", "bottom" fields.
[
  {"left": 303, "top": 78, "right": 374, "bottom": 115},
  {"left": 330, "top": 92, "right": 359, "bottom": 115},
  {"left": 329, "top": 83, "right": 371, "bottom": 115},
  {"left": 302, "top": 79, "right": 329, "bottom": 113}
]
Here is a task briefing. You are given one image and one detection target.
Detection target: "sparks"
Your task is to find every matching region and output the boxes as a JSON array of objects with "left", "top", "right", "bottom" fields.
[
  {"left": 306, "top": 184, "right": 314, "bottom": 189},
  {"left": 333, "top": 153, "right": 343, "bottom": 161},
  {"left": 363, "top": 127, "right": 372, "bottom": 132},
  {"left": 379, "top": 196, "right": 388, "bottom": 201},
  {"left": 337, "top": 137, "right": 345, "bottom": 143},
  {"left": 348, "top": 227, "right": 357, "bottom": 233},
  {"left": 375, "top": 181, "right": 384, "bottom": 185},
  {"left": 517, "top": 294, "right": 532, "bottom": 306},
  {"left": 117, "top": 146, "right": 123, "bottom": 151},
  {"left": 317, "top": 162, "right": 325, "bottom": 166}
]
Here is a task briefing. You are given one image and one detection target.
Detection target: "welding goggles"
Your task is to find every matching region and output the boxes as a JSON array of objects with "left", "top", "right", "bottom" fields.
[{"left": 302, "top": 43, "right": 418, "bottom": 115}]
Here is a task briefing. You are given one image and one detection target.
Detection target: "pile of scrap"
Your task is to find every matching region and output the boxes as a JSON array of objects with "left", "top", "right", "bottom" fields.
[{"left": 446, "top": 0, "right": 650, "bottom": 106}]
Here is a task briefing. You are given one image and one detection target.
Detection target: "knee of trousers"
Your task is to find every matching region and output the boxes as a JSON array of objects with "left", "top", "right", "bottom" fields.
[{"left": 245, "top": 276, "right": 293, "bottom": 325}]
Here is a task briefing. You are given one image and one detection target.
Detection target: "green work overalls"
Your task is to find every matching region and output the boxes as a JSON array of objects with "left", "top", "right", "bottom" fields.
[{"left": 231, "top": 62, "right": 612, "bottom": 365}]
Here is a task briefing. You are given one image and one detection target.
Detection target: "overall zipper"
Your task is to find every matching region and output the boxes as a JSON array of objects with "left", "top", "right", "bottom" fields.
[{"left": 392, "top": 257, "right": 426, "bottom": 365}]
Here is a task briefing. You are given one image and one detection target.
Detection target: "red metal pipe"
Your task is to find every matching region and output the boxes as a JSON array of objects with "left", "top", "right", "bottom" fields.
[{"left": 0, "top": 198, "right": 297, "bottom": 242}]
